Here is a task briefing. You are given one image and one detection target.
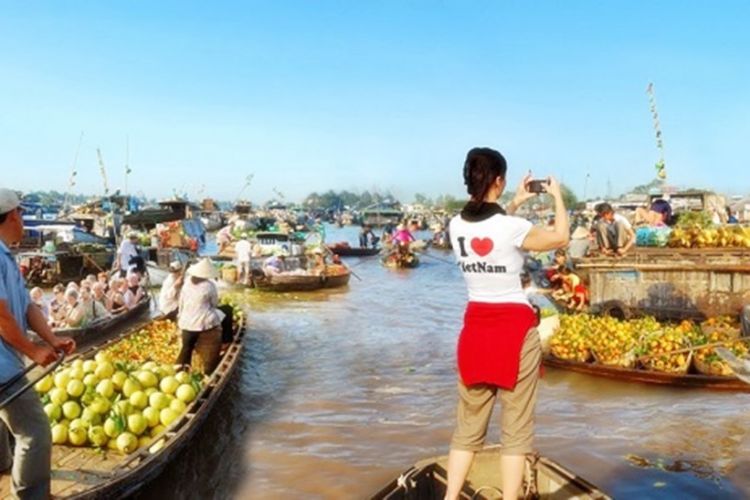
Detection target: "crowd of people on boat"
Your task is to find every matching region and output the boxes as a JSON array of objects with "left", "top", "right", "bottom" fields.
[{"left": 29, "top": 270, "right": 147, "bottom": 330}]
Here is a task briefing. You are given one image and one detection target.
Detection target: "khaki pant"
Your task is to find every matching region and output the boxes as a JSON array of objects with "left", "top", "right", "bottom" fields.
[
  {"left": 0, "top": 376, "right": 52, "bottom": 499},
  {"left": 450, "top": 328, "right": 541, "bottom": 456},
  {"left": 176, "top": 326, "right": 222, "bottom": 374},
  {"left": 595, "top": 219, "right": 629, "bottom": 251}
]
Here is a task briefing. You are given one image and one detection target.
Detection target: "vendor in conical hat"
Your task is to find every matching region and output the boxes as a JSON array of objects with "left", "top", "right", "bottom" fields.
[{"left": 176, "top": 258, "right": 224, "bottom": 373}]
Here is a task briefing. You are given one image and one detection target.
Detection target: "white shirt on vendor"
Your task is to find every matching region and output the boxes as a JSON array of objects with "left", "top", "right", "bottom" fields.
[
  {"left": 118, "top": 240, "right": 139, "bottom": 270},
  {"left": 177, "top": 279, "right": 224, "bottom": 331},
  {"left": 449, "top": 213, "right": 532, "bottom": 305},
  {"left": 612, "top": 213, "right": 632, "bottom": 229},
  {"left": 234, "top": 239, "right": 252, "bottom": 263},
  {"left": 159, "top": 273, "right": 181, "bottom": 315}
]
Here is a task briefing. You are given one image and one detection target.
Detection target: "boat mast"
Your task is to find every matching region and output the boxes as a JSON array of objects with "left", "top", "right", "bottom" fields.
[
  {"left": 646, "top": 82, "right": 667, "bottom": 183},
  {"left": 97, "top": 148, "right": 119, "bottom": 247},
  {"left": 124, "top": 135, "right": 131, "bottom": 199},
  {"left": 63, "top": 131, "right": 84, "bottom": 214}
]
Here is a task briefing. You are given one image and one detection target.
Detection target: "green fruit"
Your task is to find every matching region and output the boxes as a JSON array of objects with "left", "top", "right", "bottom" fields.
[
  {"left": 150, "top": 424, "right": 166, "bottom": 437},
  {"left": 69, "top": 418, "right": 88, "bottom": 430},
  {"left": 136, "top": 371, "right": 158, "bottom": 389},
  {"left": 83, "top": 374, "right": 99, "bottom": 387},
  {"left": 95, "top": 362, "right": 114, "bottom": 380},
  {"left": 104, "top": 418, "right": 121, "bottom": 438},
  {"left": 94, "top": 352, "right": 111, "bottom": 364},
  {"left": 44, "top": 403, "right": 62, "bottom": 422},
  {"left": 175, "top": 384, "right": 196, "bottom": 403},
  {"left": 54, "top": 371, "right": 71, "bottom": 390},
  {"left": 62, "top": 401, "right": 81, "bottom": 420},
  {"left": 127, "top": 413, "right": 148, "bottom": 436},
  {"left": 68, "top": 425, "right": 88, "bottom": 446},
  {"left": 69, "top": 367, "right": 85, "bottom": 380},
  {"left": 114, "top": 400, "right": 133, "bottom": 416},
  {"left": 148, "top": 392, "right": 169, "bottom": 411},
  {"left": 129, "top": 391, "right": 149, "bottom": 410},
  {"left": 88, "top": 425, "right": 108, "bottom": 447},
  {"left": 159, "top": 376, "right": 179, "bottom": 395},
  {"left": 142, "top": 407, "right": 160, "bottom": 428},
  {"left": 169, "top": 399, "right": 186, "bottom": 414},
  {"left": 159, "top": 408, "right": 178, "bottom": 426},
  {"left": 122, "top": 378, "right": 142, "bottom": 398},
  {"left": 81, "top": 408, "right": 102, "bottom": 426},
  {"left": 142, "top": 361, "right": 158, "bottom": 372},
  {"left": 96, "top": 379, "right": 115, "bottom": 399},
  {"left": 116, "top": 432, "right": 138, "bottom": 453},
  {"left": 34, "top": 375, "right": 54, "bottom": 393},
  {"left": 82, "top": 360, "right": 97, "bottom": 374},
  {"left": 71, "top": 359, "right": 84, "bottom": 370},
  {"left": 112, "top": 371, "right": 128, "bottom": 390},
  {"left": 66, "top": 379, "right": 85, "bottom": 398},
  {"left": 175, "top": 371, "right": 191, "bottom": 384},
  {"left": 89, "top": 397, "right": 111, "bottom": 415},
  {"left": 51, "top": 423, "right": 68, "bottom": 444}
]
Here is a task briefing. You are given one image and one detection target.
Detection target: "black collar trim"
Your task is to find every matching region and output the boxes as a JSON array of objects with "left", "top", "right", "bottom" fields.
[{"left": 460, "top": 202, "right": 507, "bottom": 222}]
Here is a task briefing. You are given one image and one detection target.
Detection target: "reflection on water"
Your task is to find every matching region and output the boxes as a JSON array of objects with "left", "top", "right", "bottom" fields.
[{"left": 138, "top": 226, "right": 750, "bottom": 499}]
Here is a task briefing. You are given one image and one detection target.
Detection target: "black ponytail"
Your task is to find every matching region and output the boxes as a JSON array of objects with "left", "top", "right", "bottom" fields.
[{"left": 462, "top": 147, "right": 507, "bottom": 216}]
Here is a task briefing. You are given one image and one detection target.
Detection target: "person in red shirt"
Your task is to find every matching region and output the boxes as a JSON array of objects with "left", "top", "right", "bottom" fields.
[{"left": 445, "top": 148, "right": 569, "bottom": 500}]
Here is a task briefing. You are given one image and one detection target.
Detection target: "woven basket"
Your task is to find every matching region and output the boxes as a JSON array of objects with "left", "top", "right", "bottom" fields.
[
  {"left": 641, "top": 350, "right": 693, "bottom": 374},
  {"left": 591, "top": 349, "right": 636, "bottom": 368},
  {"left": 221, "top": 267, "right": 238, "bottom": 283},
  {"left": 693, "top": 354, "right": 734, "bottom": 377}
]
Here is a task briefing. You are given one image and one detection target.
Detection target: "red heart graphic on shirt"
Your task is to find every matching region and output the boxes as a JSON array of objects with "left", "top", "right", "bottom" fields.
[{"left": 471, "top": 237, "right": 494, "bottom": 257}]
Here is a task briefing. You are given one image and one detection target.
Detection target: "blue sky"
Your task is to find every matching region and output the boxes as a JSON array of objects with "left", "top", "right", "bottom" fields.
[{"left": 1, "top": 1, "right": 748, "bottom": 203}]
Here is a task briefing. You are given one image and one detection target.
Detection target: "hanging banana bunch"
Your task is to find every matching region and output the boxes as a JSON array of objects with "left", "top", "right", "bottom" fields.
[{"left": 647, "top": 83, "right": 667, "bottom": 180}]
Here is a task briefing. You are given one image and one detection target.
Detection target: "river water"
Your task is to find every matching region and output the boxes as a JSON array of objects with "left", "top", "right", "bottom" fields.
[{"left": 138, "top": 225, "right": 750, "bottom": 499}]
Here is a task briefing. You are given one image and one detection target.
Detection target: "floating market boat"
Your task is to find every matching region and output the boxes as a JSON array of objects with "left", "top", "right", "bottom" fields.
[
  {"left": 382, "top": 254, "right": 420, "bottom": 269},
  {"left": 18, "top": 248, "right": 114, "bottom": 287},
  {"left": 326, "top": 243, "right": 381, "bottom": 257},
  {"left": 252, "top": 267, "right": 351, "bottom": 292},
  {"left": 0, "top": 313, "right": 247, "bottom": 499},
  {"left": 371, "top": 445, "right": 610, "bottom": 499},
  {"left": 50, "top": 297, "right": 152, "bottom": 346},
  {"left": 543, "top": 355, "right": 750, "bottom": 392}
]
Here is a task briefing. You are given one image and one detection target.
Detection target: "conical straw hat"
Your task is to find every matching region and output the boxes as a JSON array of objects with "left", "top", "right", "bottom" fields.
[{"left": 187, "top": 258, "right": 218, "bottom": 279}]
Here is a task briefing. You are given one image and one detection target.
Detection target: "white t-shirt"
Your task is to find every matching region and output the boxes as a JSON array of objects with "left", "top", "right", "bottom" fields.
[
  {"left": 614, "top": 213, "right": 632, "bottom": 230},
  {"left": 450, "top": 214, "right": 533, "bottom": 304},
  {"left": 234, "top": 239, "right": 252, "bottom": 263},
  {"left": 118, "top": 240, "right": 139, "bottom": 269}
]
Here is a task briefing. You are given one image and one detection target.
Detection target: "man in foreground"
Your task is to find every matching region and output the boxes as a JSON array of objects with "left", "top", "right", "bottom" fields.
[{"left": 0, "top": 188, "right": 76, "bottom": 499}]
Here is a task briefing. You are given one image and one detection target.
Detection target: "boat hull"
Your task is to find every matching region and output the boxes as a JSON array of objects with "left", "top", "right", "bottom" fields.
[
  {"left": 327, "top": 245, "right": 380, "bottom": 257},
  {"left": 371, "top": 445, "right": 610, "bottom": 499},
  {"left": 253, "top": 271, "right": 351, "bottom": 292},
  {"left": 544, "top": 355, "right": 750, "bottom": 392},
  {"left": 51, "top": 298, "right": 151, "bottom": 346}
]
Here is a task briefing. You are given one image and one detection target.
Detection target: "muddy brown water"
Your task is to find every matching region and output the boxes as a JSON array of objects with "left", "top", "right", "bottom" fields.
[{"left": 135, "top": 226, "right": 750, "bottom": 499}]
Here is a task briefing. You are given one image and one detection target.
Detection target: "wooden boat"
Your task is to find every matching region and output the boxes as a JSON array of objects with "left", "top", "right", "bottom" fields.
[
  {"left": 327, "top": 244, "right": 380, "bottom": 257},
  {"left": 544, "top": 354, "right": 750, "bottom": 392},
  {"left": 253, "top": 268, "right": 351, "bottom": 292},
  {"left": 382, "top": 254, "right": 420, "bottom": 269},
  {"left": 0, "top": 314, "right": 247, "bottom": 499},
  {"left": 371, "top": 445, "right": 610, "bottom": 499},
  {"left": 50, "top": 297, "right": 151, "bottom": 345}
]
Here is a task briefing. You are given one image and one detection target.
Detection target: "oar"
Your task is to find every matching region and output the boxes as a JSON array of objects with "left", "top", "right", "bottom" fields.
[
  {"left": 411, "top": 248, "right": 456, "bottom": 266},
  {"left": 715, "top": 348, "right": 750, "bottom": 384},
  {"left": 636, "top": 336, "right": 750, "bottom": 363},
  {"left": 321, "top": 245, "right": 362, "bottom": 281}
]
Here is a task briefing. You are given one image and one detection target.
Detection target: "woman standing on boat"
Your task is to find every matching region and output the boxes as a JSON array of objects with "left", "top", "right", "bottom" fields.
[
  {"left": 445, "top": 148, "right": 569, "bottom": 500},
  {"left": 176, "top": 258, "right": 224, "bottom": 374}
]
